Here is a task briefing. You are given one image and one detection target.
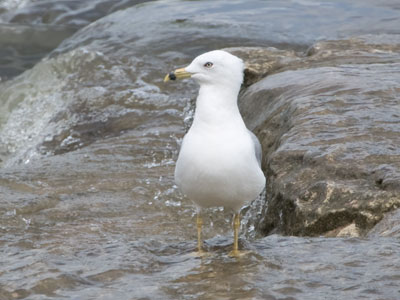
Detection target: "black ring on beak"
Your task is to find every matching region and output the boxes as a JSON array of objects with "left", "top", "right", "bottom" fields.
[{"left": 168, "top": 72, "right": 177, "bottom": 80}]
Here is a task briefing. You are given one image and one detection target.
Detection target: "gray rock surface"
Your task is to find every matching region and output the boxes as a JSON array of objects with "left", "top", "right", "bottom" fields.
[
  {"left": 367, "top": 209, "right": 400, "bottom": 238},
  {"left": 231, "top": 35, "right": 400, "bottom": 237}
]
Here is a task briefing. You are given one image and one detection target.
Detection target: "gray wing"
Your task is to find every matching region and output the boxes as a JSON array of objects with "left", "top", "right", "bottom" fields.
[{"left": 248, "top": 130, "right": 262, "bottom": 167}]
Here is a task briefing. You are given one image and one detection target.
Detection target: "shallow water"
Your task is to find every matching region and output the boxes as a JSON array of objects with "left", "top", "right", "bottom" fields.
[{"left": 1, "top": 0, "right": 400, "bottom": 299}]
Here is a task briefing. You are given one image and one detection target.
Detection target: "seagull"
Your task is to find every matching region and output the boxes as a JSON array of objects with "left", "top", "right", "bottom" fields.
[{"left": 164, "top": 50, "right": 266, "bottom": 256}]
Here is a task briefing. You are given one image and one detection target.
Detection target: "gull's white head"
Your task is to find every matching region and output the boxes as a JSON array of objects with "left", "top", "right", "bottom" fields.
[{"left": 164, "top": 50, "right": 244, "bottom": 88}]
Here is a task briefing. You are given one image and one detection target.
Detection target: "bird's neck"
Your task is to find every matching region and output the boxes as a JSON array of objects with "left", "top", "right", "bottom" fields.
[{"left": 192, "top": 84, "right": 243, "bottom": 128}]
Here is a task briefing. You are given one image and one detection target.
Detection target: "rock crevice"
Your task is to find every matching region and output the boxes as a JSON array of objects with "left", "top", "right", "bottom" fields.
[{"left": 229, "top": 35, "right": 400, "bottom": 237}]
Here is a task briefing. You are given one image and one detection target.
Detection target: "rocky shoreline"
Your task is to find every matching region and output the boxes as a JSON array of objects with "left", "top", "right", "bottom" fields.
[{"left": 228, "top": 35, "right": 400, "bottom": 237}]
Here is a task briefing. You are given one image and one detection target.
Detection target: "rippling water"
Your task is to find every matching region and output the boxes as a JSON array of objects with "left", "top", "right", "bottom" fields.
[{"left": 1, "top": 0, "right": 400, "bottom": 299}]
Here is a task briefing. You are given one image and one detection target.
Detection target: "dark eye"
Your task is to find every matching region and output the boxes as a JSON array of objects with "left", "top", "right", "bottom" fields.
[{"left": 204, "top": 62, "right": 213, "bottom": 68}]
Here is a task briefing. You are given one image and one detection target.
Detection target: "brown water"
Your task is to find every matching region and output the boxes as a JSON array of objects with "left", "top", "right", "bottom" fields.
[{"left": 1, "top": 0, "right": 400, "bottom": 299}]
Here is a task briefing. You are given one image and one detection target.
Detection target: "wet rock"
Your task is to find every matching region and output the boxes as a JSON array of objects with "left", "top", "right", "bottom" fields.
[
  {"left": 367, "top": 209, "right": 400, "bottom": 238},
  {"left": 228, "top": 34, "right": 400, "bottom": 87},
  {"left": 234, "top": 35, "right": 400, "bottom": 237},
  {"left": 325, "top": 223, "right": 361, "bottom": 238},
  {"left": 224, "top": 47, "right": 300, "bottom": 86}
]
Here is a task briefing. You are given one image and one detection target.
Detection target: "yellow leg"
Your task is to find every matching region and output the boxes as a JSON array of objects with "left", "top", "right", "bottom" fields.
[
  {"left": 229, "top": 213, "right": 241, "bottom": 257},
  {"left": 196, "top": 214, "right": 204, "bottom": 253},
  {"left": 234, "top": 213, "right": 240, "bottom": 252}
]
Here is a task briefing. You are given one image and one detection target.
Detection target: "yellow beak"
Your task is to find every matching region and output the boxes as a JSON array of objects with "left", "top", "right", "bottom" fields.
[{"left": 163, "top": 68, "right": 192, "bottom": 82}]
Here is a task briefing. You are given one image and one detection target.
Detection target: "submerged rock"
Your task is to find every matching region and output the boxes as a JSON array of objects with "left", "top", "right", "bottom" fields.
[
  {"left": 233, "top": 35, "right": 400, "bottom": 237},
  {"left": 367, "top": 209, "right": 400, "bottom": 238}
]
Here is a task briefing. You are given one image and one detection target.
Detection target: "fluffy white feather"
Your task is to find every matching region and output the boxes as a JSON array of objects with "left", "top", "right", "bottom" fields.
[{"left": 174, "top": 50, "right": 265, "bottom": 212}]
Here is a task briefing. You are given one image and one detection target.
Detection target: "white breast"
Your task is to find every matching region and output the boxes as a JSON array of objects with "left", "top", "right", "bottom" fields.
[{"left": 175, "top": 124, "right": 265, "bottom": 211}]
